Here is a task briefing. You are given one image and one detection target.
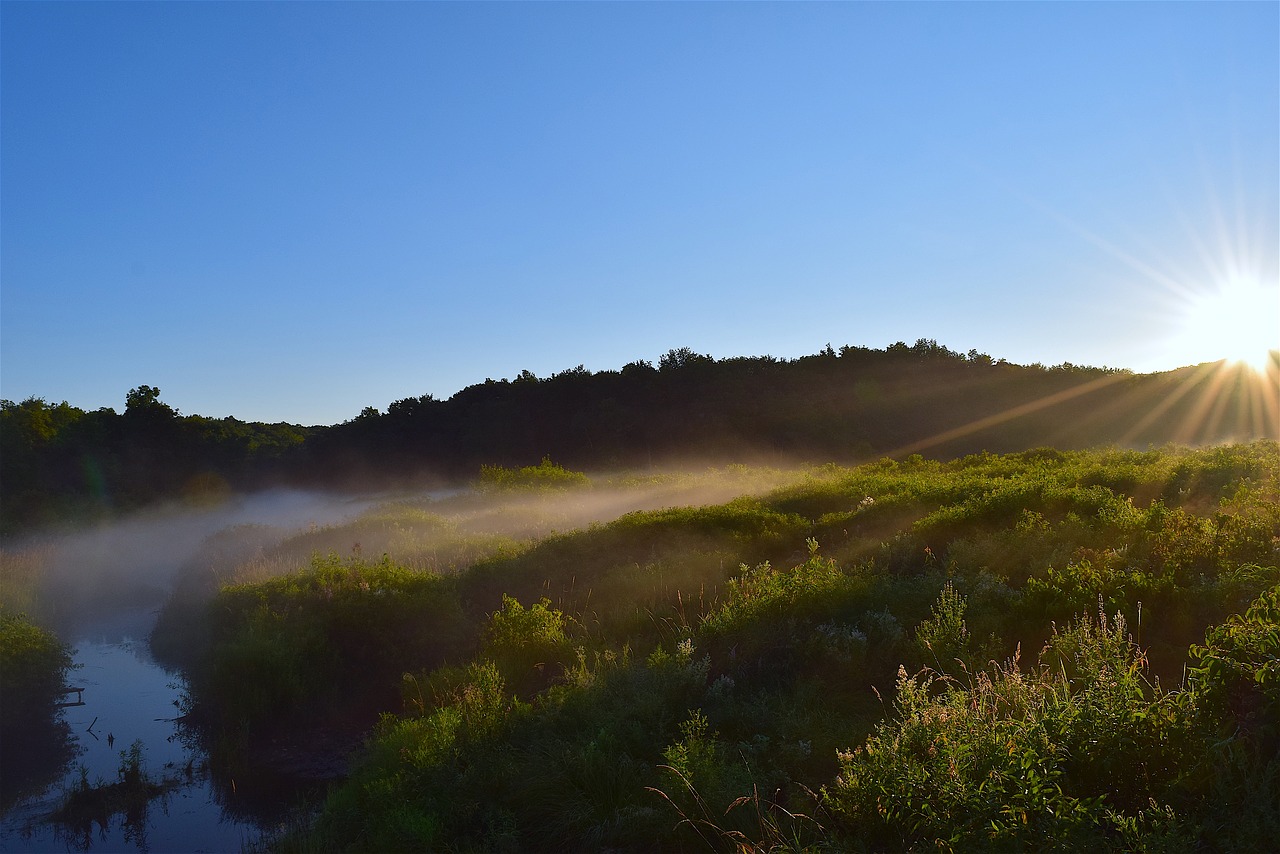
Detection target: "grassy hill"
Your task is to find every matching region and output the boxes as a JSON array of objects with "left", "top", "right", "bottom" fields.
[{"left": 151, "top": 442, "right": 1280, "bottom": 851}]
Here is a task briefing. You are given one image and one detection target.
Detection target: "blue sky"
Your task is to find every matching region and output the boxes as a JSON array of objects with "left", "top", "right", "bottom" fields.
[{"left": 3, "top": 2, "right": 1276, "bottom": 426}]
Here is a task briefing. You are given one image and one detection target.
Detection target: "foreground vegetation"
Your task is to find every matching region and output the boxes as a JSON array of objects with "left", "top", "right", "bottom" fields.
[
  {"left": 0, "top": 610, "right": 76, "bottom": 810},
  {"left": 0, "top": 612, "right": 72, "bottom": 736},
  {"left": 160, "top": 441, "right": 1280, "bottom": 851}
]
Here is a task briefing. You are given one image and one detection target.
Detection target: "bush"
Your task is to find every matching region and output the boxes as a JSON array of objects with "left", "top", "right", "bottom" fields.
[
  {"left": 825, "top": 608, "right": 1195, "bottom": 850},
  {"left": 483, "top": 594, "right": 574, "bottom": 694},
  {"left": 0, "top": 611, "right": 76, "bottom": 811},
  {"left": 1189, "top": 585, "right": 1280, "bottom": 745},
  {"left": 0, "top": 611, "right": 72, "bottom": 736},
  {"left": 199, "top": 553, "right": 471, "bottom": 727},
  {"left": 1183, "top": 586, "right": 1280, "bottom": 849},
  {"left": 478, "top": 457, "right": 590, "bottom": 492},
  {"left": 913, "top": 581, "right": 971, "bottom": 675}
]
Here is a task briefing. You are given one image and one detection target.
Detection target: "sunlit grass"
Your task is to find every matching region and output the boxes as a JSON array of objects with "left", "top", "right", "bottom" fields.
[
  {"left": 0, "top": 545, "right": 54, "bottom": 618},
  {"left": 153, "top": 442, "right": 1280, "bottom": 850}
]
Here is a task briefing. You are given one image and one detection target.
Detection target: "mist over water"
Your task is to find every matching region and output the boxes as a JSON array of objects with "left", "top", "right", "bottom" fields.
[
  {"left": 10, "top": 465, "right": 794, "bottom": 632},
  {"left": 10, "top": 489, "right": 377, "bottom": 632},
  {"left": 0, "top": 490, "right": 386, "bottom": 851},
  {"left": 1, "top": 466, "right": 798, "bottom": 851}
]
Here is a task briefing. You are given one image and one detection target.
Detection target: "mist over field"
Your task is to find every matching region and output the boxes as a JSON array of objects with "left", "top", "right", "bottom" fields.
[
  {"left": 5, "top": 343, "right": 1275, "bottom": 542},
  {"left": 2, "top": 464, "right": 801, "bottom": 636},
  {"left": 1, "top": 490, "right": 373, "bottom": 632}
]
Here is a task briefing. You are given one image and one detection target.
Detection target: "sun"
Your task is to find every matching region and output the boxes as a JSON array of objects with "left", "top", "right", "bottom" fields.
[{"left": 1173, "top": 278, "right": 1280, "bottom": 375}]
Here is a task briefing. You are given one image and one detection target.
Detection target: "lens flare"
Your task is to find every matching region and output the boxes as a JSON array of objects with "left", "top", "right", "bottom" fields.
[{"left": 1174, "top": 278, "right": 1279, "bottom": 375}]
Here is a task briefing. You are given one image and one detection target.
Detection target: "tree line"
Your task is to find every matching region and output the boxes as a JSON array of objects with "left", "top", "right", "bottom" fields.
[{"left": 3, "top": 340, "right": 1274, "bottom": 533}]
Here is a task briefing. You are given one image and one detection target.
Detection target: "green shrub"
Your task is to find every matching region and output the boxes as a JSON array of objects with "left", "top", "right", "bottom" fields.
[
  {"left": 1188, "top": 584, "right": 1280, "bottom": 744},
  {"left": 913, "top": 581, "right": 971, "bottom": 675},
  {"left": 483, "top": 594, "right": 574, "bottom": 693},
  {"left": 0, "top": 611, "right": 72, "bottom": 736},
  {"left": 199, "top": 553, "right": 471, "bottom": 727},
  {"left": 306, "top": 642, "right": 718, "bottom": 851},
  {"left": 825, "top": 608, "right": 1195, "bottom": 850},
  {"left": 0, "top": 610, "right": 76, "bottom": 811},
  {"left": 827, "top": 663, "right": 1103, "bottom": 850},
  {"left": 478, "top": 456, "right": 590, "bottom": 491},
  {"left": 702, "top": 540, "right": 852, "bottom": 637},
  {"left": 1178, "top": 586, "right": 1280, "bottom": 849}
]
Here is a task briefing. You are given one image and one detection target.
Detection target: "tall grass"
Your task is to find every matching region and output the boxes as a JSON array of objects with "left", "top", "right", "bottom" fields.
[{"left": 175, "top": 442, "right": 1279, "bottom": 851}]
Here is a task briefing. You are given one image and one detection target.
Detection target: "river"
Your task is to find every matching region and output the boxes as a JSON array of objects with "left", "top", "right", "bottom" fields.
[
  {"left": 0, "top": 607, "right": 284, "bottom": 852},
  {"left": 0, "top": 491, "right": 379, "bottom": 853}
]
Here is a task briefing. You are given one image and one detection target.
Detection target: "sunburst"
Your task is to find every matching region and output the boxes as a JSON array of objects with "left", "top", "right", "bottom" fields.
[{"left": 1170, "top": 278, "right": 1279, "bottom": 375}]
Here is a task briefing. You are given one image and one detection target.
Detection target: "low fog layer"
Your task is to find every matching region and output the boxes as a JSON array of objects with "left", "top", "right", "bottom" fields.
[
  {"left": 3, "top": 490, "right": 375, "bottom": 638},
  {"left": 183, "top": 466, "right": 799, "bottom": 592},
  {"left": 2, "top": 466, "right": 801, "bottom": 640}
]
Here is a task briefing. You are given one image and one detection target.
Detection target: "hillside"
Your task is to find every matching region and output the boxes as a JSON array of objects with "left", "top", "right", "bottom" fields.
[{"left": 154, "top": 442, "right": 1280, "bottom": 850}]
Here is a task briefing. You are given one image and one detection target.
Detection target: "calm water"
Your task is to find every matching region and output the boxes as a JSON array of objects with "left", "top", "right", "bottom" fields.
[
  {"left": 1, "top": 607, "right": 273, "bottom": 853},
  {"left": 0, "top": 491, "right": 428, "bottom": 851}
]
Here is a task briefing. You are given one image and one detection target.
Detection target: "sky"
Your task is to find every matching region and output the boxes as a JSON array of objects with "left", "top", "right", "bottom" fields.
[{"left": 2, "top": 2, "right": 1277, "bottom": 426}]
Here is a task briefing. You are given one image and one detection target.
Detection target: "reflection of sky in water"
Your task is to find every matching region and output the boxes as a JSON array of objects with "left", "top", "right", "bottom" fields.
[
  {"left": 1, "top": 492, "right": 403, "bottom": 852},
  {"left": 0, "top": 609, "right": 263, "bottom": 853}
]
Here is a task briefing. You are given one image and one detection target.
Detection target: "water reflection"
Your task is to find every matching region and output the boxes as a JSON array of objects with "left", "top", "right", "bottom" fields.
[
  {"left": 0, "top": 714, "right": 79, "bottom": 815},
  {"left": 47, "top": 762, "right": 170, "bottom": 854},
  {"left": 0, "top": 609, "right": 268, "bottom": 853}
]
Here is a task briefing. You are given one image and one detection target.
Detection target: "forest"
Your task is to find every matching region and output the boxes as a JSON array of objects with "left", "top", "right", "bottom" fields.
[
  {"left": 2, "top": 343, "right": 1278, "bottom": 851},
  {"left": 3, "top": 340, "right": 1276, "bottom": 534}
]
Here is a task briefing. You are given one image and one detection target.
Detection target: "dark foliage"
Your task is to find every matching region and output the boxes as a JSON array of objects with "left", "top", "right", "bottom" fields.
[{"left": 4, "top": 342, "right": 1275, "bottom": 533}]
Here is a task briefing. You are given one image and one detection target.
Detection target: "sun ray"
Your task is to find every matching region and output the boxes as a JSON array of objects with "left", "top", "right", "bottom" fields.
[
  {"left": 1116, "top": 364, "right": 1217, "bottom": 445},
  {"left": 882, "top": 354, "right": 1277, "bottom": 461},
  {"left": 888, "top": 372, "right": 1132, "bottom": 458},
  {"left": 982, "top": 146, "right": 1276, "bottom": 379},
  {"left": 1163, "top": 360, "right": 1280, "bottom": 444}
]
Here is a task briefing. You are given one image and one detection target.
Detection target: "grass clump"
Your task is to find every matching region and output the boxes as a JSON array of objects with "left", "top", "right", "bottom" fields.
[
  {"left": 50, "top": 741, "right": 172, "bottom": 850},
  {"left": 825, "top": 588, "right": 1280, "bottom": 851},
  {"left": 477, "top": 456, "right": 590, "bottom": 492}
]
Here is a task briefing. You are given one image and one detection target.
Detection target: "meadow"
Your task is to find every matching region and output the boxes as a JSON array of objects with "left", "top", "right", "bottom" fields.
[{"left": 143, "top": 443, "right": 1280, "bottom": 851}]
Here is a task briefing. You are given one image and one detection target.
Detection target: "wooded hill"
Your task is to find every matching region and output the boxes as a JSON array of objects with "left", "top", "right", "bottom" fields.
[{"left": 3, "top": 340, "right": 1277, "bottom": 532}]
